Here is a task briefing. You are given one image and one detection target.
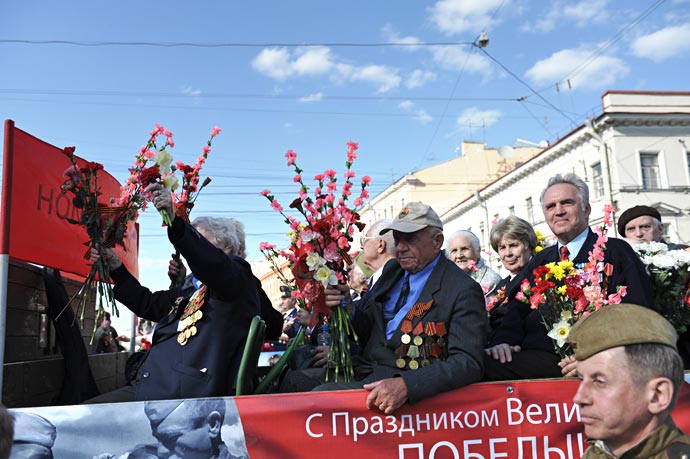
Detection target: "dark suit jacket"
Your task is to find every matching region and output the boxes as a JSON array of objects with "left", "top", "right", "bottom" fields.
[
  {"left": 352, "top": 255, "right": 487, "bottom": 404},
  {"left": 490, "top": 229, "right": 654, "bottom": 352},
  {"left": 111, "top": 218, "right": 261, "bottom": 401}
]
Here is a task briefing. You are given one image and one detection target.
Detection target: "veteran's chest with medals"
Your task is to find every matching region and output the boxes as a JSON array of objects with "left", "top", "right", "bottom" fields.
[
  {"left": 394, "top": 299, "right": 449, "bottom": 370},
  {"left": 175, "top": 284, "right": 207, "bottom": 346}
]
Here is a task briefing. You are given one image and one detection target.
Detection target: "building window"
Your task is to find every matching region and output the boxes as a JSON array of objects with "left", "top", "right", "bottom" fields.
[
  {"left": 509, "top": 206, "right": 515, "bottom": 216},
  {"left": 640, "top": 152, "right": 661, "bottom": 189},
  {"left": 526, "top": 197, "right": 534, "bottom": 223},
  {"left": 592, "top": 162, "right": 604, "bottom": 198},
  {"left": 390, "top": 205, "right": 394, "bottom": 218}
]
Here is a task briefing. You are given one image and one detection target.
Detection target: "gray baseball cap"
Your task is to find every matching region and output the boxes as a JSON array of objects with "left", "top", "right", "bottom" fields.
[{"left": 380, "top": 202, "right": 443, "bottom": 234}]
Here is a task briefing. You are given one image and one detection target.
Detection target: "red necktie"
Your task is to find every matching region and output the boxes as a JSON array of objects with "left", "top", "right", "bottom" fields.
[{"left": 560, "top": 246, "right": 570, "bottom": 261}]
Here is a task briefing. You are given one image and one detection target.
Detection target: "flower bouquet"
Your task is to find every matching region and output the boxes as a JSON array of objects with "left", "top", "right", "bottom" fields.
[
  {"left": 60, "top": 146, "right": 131, "bottom": 321},
  {"left": 633, "top": 241, "right": 690, "bottom": 333},
  {"left": 260, "top": 141, "right": 371, "bottom": 382},
  {"left": 517, "top": 205, "right": 626, "bottom": 357},
  {"left": 119, "top": 124, "right": 179, "bottom": 227},
  {"left": 486, "top": 229, "right": 548, "bottom": 315},
  {"left": 173, "top": 125, "right": 220, "bottom": 223}
]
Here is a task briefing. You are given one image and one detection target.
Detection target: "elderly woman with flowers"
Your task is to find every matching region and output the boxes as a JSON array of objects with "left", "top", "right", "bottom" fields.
[
  {"left": 485, "top": 216, "right": 540, "bottom": 338},
  {"left": 85, "top": 183, "right": 261, "bottom": 403}
]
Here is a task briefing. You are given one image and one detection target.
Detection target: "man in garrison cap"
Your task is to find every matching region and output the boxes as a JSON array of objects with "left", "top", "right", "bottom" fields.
[
  {"left": 618, "top": 205, "right": 688, "bottom": 249},
  {"left": 569, "top": 303, "right": 690, "bottom": 458},
  {"left": 92, "top": 399, "right": 247, "bottom": 459},
  {"left": 9, "top": 412, "right": 56, "bottom": 459}
]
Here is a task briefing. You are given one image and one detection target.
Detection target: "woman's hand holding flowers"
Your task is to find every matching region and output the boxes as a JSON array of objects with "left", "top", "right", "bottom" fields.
[
  {"left": 146, "top": 183, "right": 175, "bottom": 225},
  {"left": 89, "top": 246, "right": 122, "bottom": 272}
]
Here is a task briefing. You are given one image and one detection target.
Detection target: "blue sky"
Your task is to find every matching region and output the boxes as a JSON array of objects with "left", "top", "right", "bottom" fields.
[{"left": 2, "top": 0, "right": 690, "bottom": 328}]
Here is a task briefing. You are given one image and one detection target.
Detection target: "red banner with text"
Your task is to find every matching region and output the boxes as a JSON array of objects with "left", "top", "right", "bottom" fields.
[
  {"left": 9, "top": 380, "right": 690, "bottom": 459},
  {"left": 236, "top": 379, "right": 690, "bottom": 458},
  {"left": 0, "top": 120, "right": 138, "bottom": 278}
]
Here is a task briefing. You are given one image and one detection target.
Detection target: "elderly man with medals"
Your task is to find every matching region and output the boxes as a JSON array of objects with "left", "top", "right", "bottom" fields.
[
  {"left": 316, "top": 202, "right": 487, "bottom": 414},
  {"left": 85, "top": 183, "right": 260, "bottom": 403}
]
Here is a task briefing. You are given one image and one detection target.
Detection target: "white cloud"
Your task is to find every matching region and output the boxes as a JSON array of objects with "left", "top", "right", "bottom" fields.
[
  {"left": 299, "top": 92, "right": 324, "bottom": 103},
  {"left": 346, "top": 64, "right": 401, "bottom": 93},
  {"left": 398, "top": 100, "right": 433, "bottom": 124},
  {"left": 456, "top": 107, "right": 501, "bottom": 129},
  {"left": 406, "top": 69, "right": 437, "bottom": 89},
  {"left": 525, "top": 46, "right": 629, "bottom": 91},
  {"left": 251, "top": 48, "right": 293, "bottom": 79},
  {"left": 428, "top": 0, "right": 506, "bottom": 35},
  {"left": 180, "top": 86, "right": 201, "bottom": 97},
  {"left": 430, "top": 46, "right": 493, "bottom": 77},
  {"left": 631, "top": 23, "right": 690, "bottom": 63},
  {"left": 381, "top": 23, "right": 423, "bottom": 51},
  {"left": 253, "top": 47, "right": 400, "bottom": 92},
  {"left": 291, "top": 46, "right": 334, "bottom": 75},
  {"left": 529, "top": 0, "right": 610, "bottom": 32}
]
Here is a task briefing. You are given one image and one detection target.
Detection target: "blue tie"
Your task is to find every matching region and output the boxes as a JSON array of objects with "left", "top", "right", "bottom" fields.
[{"left": 385, "top": 275, "right": 410, "bottom": 322}]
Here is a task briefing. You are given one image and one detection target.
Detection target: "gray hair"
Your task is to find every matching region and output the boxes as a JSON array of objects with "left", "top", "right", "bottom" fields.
[
  {"left": 192, "top": 216, "right": 244, "bottom": 257},
  {"left": 490, "top": 216, "right": 538, "bottom": 253},
  {"left": 540, "top": 173, "right": 590, "bottom": 211},
  {"left": 447, "top": 230, "right": 480, "bottom": 258},
  {"left": 368, "top": 218, "right": 396, "bottom": 255},
  {"left": 625, "top": 343, "right": 684, "bottom": 412}
]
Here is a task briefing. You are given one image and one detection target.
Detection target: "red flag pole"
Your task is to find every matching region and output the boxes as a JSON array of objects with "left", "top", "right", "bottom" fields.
[{"left": 0, "top": 119, "right": 16, "bottom": 400}]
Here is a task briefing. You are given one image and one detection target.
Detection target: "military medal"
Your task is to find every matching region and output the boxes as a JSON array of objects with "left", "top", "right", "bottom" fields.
[
  {"left": 395, "top": 344, "right": 407, "bottom": 368},
  {"left": 177, "top": 285, "right": 206, "bottom": 346},
  {"left": 400, "top": 320, "right": 413, "bottom": 344},
  {"left": 412, "top": 322, "right": 424, "bottom": 346},
  {"left": 436, "top": 323, "right": 447, "bottom": 347},
  {"left": 407, "top": 344, "right": 420, "bottom": 370}
]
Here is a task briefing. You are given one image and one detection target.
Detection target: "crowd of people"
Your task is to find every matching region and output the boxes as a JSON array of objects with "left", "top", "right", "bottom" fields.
[{"left": 4, "top": 173, "right": 690, "bottom": 458}]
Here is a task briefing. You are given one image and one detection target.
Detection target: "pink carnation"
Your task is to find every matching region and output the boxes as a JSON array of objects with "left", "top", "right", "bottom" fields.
[
  {"left": 259, "top": 242, "right": 276, "bottom": 251},
  {"left": 210, "top": 126, "right": 222, "bottom": 138},
  {"left": 260, "top": 189, "right": 271, "bottom": 197},
  {"left": 361, "top": 176, "right": 371, "bottom": 185},
  {"left": 285, "top": 149, "right": 297, "bottom": 166}
]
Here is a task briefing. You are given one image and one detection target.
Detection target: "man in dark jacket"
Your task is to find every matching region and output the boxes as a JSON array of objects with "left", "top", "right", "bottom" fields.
[{"left": 317, "top": 202, "right": 488, "bottom": 414}]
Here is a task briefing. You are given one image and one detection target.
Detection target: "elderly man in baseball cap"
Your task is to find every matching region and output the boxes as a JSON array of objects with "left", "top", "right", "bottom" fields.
[
  {"left": 306, "top": 201, "right": 487, "bottom": 414},
  {"left": 618, "top": 205, "right": 688, "bottom": 249},
  {"left": 570, "top": 303, "right": 690, "bottom": 458}
]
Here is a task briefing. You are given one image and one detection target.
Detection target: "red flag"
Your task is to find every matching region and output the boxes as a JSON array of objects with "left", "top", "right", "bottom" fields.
[{"left": 1, "top": 120, "right": 138, "bottom": 278}]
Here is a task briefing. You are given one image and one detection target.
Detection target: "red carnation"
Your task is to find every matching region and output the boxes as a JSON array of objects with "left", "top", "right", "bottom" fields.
[{"left": 137, "top": 166, "right": 161, "bottom": 186}]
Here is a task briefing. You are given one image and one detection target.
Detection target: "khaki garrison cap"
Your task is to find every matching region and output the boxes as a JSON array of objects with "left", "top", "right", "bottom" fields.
[
  {"left": 12, "top": 412, "right": 57, "bottom": 448},
  {"left": 379, "top": 202, "right": 443, "bottom": 234},
  {"left": 568, "top": 303, "right": 678, "bottom": 361}
]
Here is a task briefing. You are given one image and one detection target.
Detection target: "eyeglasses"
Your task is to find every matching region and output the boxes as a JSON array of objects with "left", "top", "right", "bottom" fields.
[{"left": 360, "top": 235, "right": 376, "bottom": 246}]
